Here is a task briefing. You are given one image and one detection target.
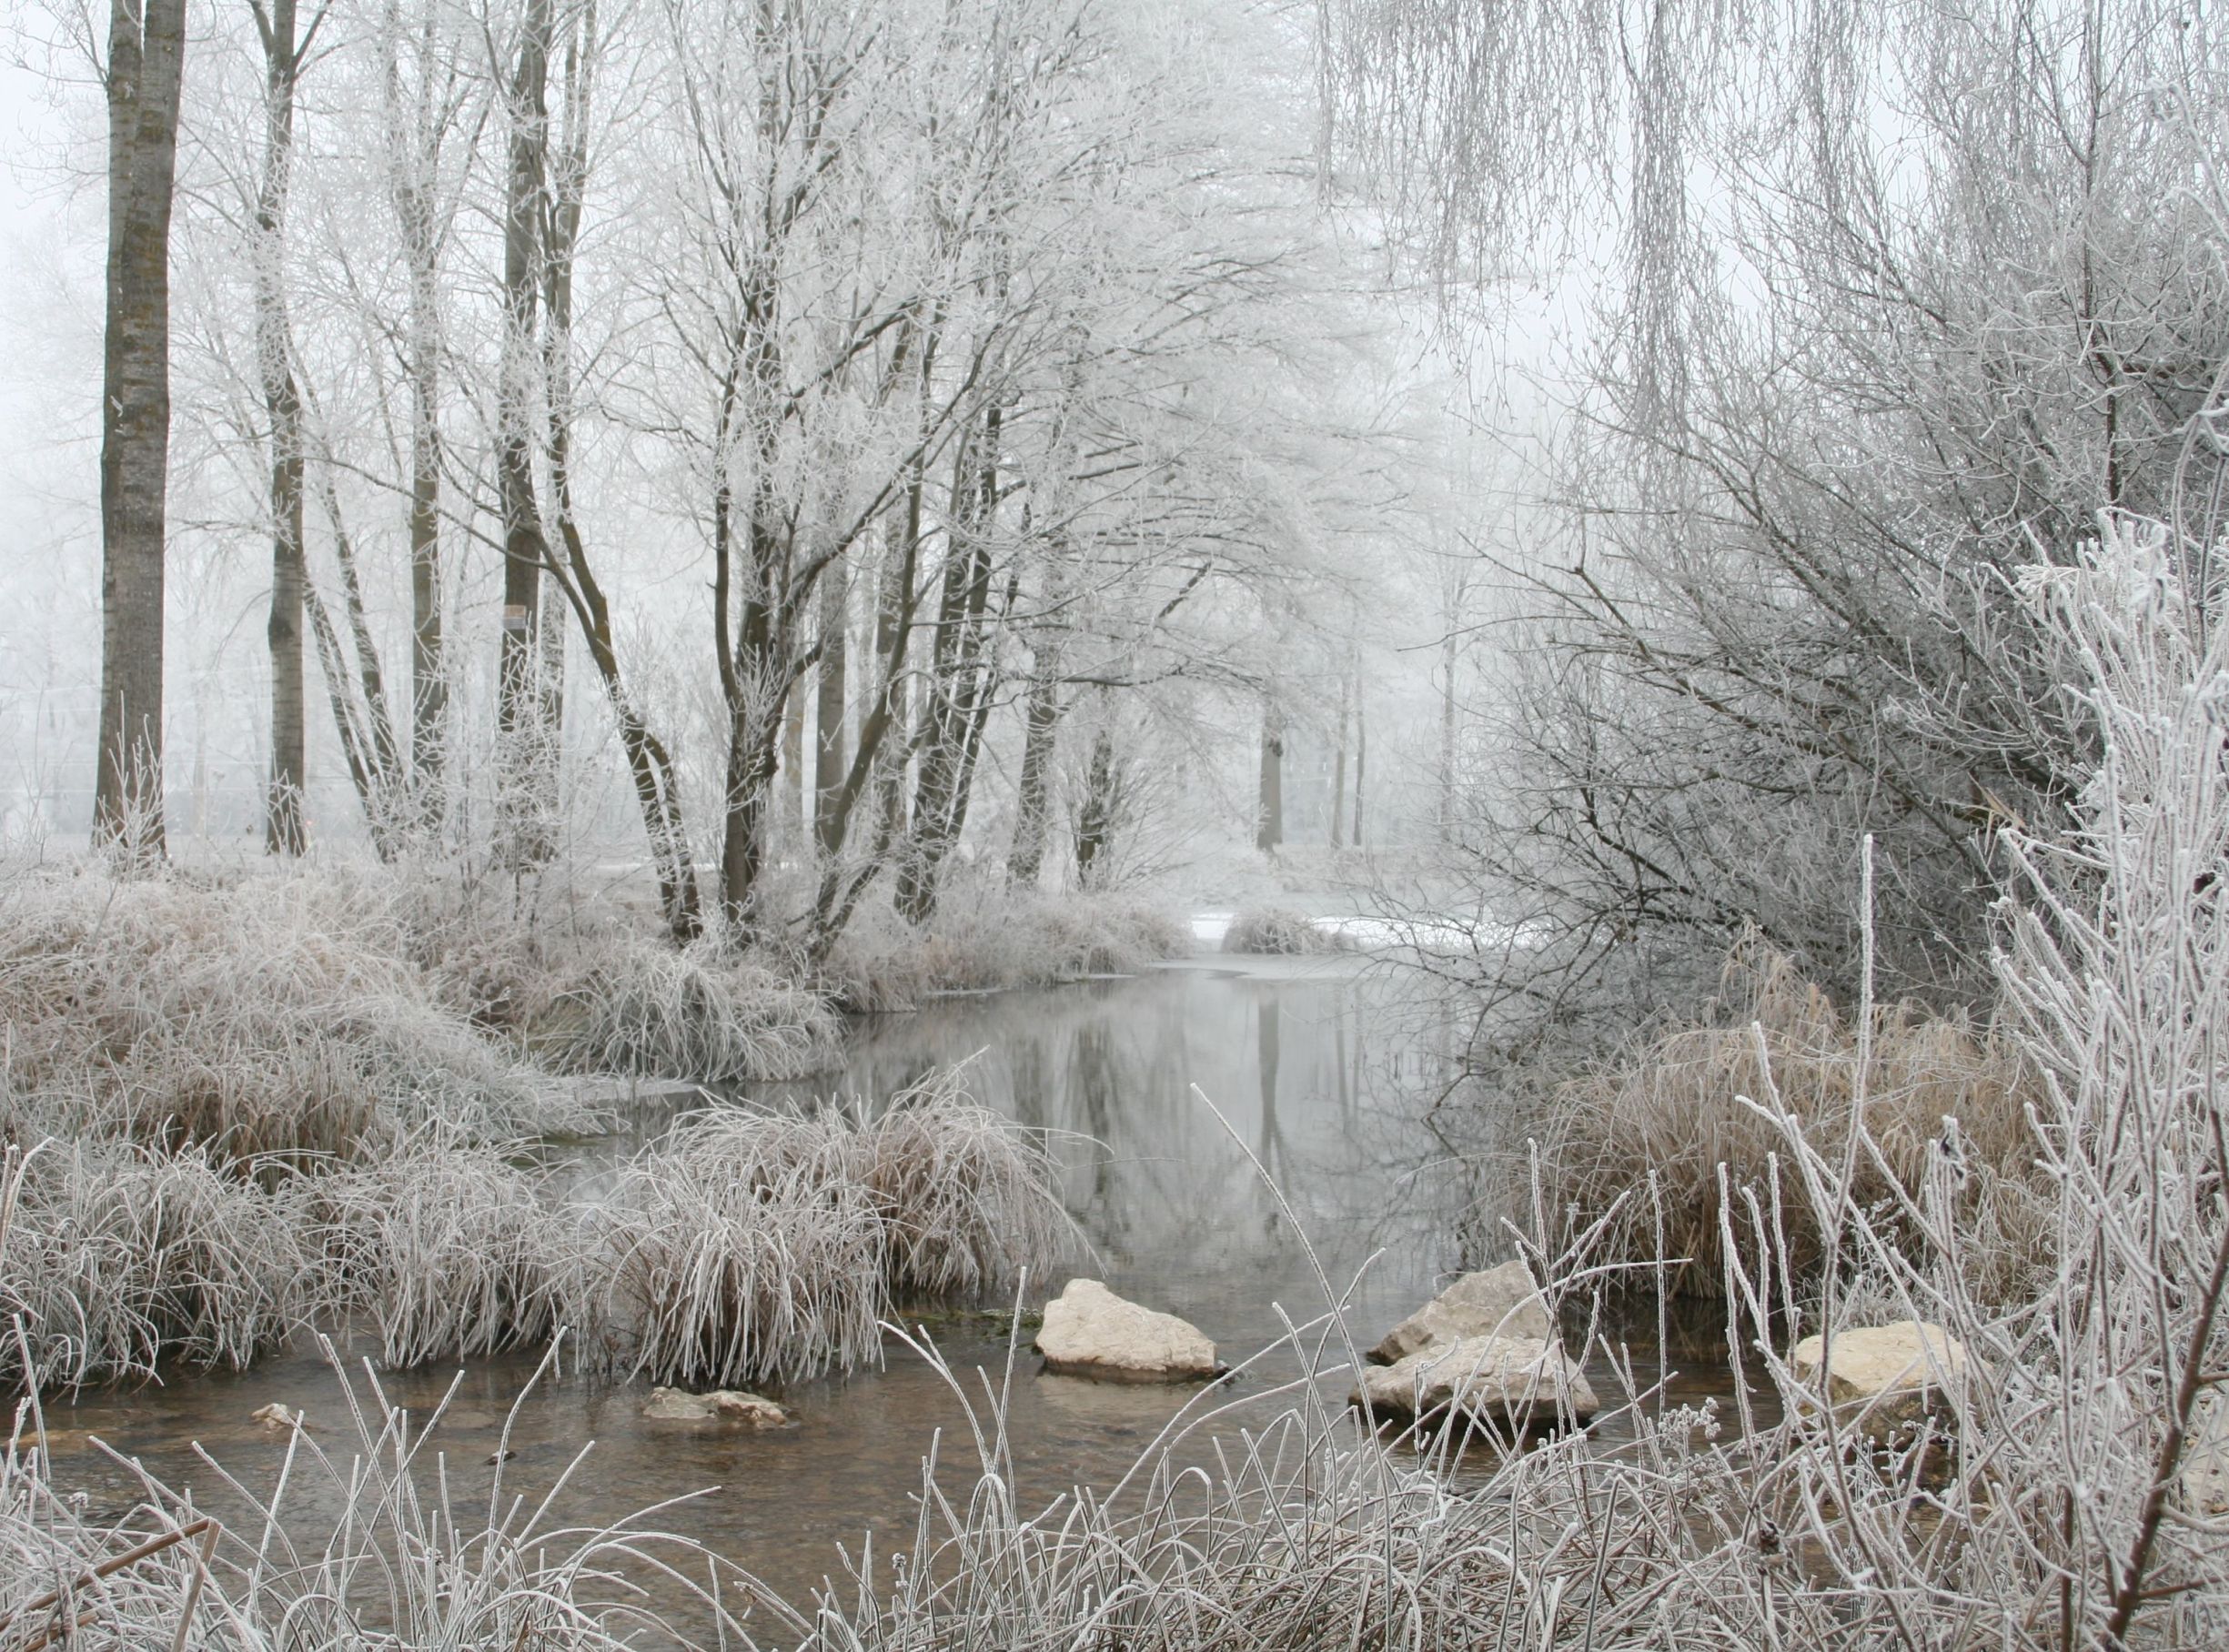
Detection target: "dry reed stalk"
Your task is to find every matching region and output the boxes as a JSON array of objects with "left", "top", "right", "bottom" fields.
[{"left": 1531, "top": 938, "right": 2050, "bottom": 1298}]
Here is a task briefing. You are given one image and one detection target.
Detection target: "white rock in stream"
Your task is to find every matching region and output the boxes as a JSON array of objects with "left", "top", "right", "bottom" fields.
[
  {"left": 642, "top": 1386, "right": 793, "bottom": 1426},
  {"left": 1034, "top": 1279, "right": 1222, "bottom": 1383},
  {"left": 1351, "top": 1335, "right": 1599, "bottom": 1427},
  {"left": 1368, "top": 1261, "right": 1555, "bottom": 1365},
  {"left": 1788, "top": 1321, "right": 1972, "bottom": 1439},
  {"left": 251, "top": 1403, "right": 305, "bottom": 1431}
]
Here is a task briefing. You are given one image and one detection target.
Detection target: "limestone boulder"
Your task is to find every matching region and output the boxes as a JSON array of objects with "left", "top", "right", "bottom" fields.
[
  {"left": 1034, "top": 1278, "right": 1222, "bottom": 1383},
  {"left": 642, "top": 1386, "right": 793, "bottom": 1426},
  {"left": 1789, "top": 1321, "right": 1971, "bottom": 1439},
  {"left": 1351, "top": 1334, "right": 1599, "bottom": 1427},
  {"left": 1368, "top": 1262, "right": 1555, "bottom": 1365}
]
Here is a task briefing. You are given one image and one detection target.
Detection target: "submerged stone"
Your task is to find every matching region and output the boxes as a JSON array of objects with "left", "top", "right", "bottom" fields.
[
  {"left": 642, "top": 1386, "right": 793, "bottom": 1426},
  {"left": 1368, "top": 1261, "right": 1556, "bottom": 1365},
  {"left": 1351, "top": 1334, "right": 1599, "bottom": 1427},
  {"left": 1789, "top": 1321, "right": 1972, "bottom": 1439},
  {"left": 1034, "top": 1278, "right": 1221, "bottom": 1383}
]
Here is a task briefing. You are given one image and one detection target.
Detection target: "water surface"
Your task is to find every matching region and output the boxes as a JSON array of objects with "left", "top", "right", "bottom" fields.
[{"left": 41, "top": 958, "right": 1513, "bottom": 1610}]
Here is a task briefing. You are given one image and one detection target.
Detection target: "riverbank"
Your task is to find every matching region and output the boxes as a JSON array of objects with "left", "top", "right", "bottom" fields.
[
  {"left": 16, "top": 962, "right": 1469, "bottom": 1628},
  {"left": 0, "top": 855, "right": 1195, "bottom": 1393}
]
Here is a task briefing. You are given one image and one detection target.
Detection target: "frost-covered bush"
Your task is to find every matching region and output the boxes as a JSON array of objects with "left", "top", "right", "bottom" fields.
[
  {"left": 308, "top": 1133, "right": 576, "bottom": 1368},
  {"left": 827, "top": 889, "right": 1189, "bottom": 1008},
  {"left": 0, "top": 866, "right": 595, "bottom": 1159},
  {"left": 539, "top": 932, "right": 842, "bottom": 1082},
  {"left": 854, "top": 1067, "right": 1077, "bottom": 1300},
  {"left": 1219, "top": 905, "right": 1347, "bottom": 956},
  {"left": 1531, "top": 937, "right": 2049, "bottom": 1300},
  {"left": 577, "top": 1068, "right": 1075, "bottom": 1385},
  {"left": 0, "top": 1141, "right": 306, "bottom": 1389},
  {"left": 584, "top": 1113, "right": 886, "bottom": 1388}
]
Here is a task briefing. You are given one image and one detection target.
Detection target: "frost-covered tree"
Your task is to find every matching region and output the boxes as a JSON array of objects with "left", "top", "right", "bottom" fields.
[{"left": 1335, "top": 0, "right": 2229, "bottom": 997}]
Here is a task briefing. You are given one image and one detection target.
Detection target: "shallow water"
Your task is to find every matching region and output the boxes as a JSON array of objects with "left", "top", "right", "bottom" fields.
[{"left": 29, "top": 957, "right": 1727, "bottom": 1620}]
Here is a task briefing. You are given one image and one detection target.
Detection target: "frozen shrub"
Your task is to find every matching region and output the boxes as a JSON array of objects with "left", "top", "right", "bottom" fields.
[
  {"left": 585, "top": 1114, "right": 885, "bottom": 1388},
  {"left": 827, "top": 890, "right": 1190, "bottom": 1008},
  {"left": 852, "top": 1067, "right": 1078, "bottom": 1301},
  {"left": 0, "top": 1141, "right": 306, "bottom": 1389},
  {"left": 308, "top": 1133, "right": 575, "bottom": 1368},
  {"left": 1528, "top": 938, "right": 2048, "bottom": 1299},
  {"left": 540, "top": 933, "right": 841, "bottom": 1082},
  {"left": 0, "top": 866, "right": 594, "bottom": 1161},
  {"left": 1219, "top": 905, "right": 1346, "bottom": 955},
  {"left": 576, "top": 1068, "right": 1075, "bottom": 1385}
]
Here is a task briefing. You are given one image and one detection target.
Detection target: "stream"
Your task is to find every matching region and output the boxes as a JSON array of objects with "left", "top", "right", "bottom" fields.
[{"left": 29, "top": 952, "right": 1725, "bottom": 1617}]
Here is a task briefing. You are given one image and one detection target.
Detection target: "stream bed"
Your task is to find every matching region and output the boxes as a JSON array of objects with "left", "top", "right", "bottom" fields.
[{"left": 29, "top": 954, "right": 1727, "bottom": 1615}]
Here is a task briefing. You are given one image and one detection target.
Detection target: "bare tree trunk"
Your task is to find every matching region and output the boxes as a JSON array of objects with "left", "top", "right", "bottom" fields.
[
  {"left": 1256, "top": 699, "right": 1284, "bottom": 853},
  {"left": 1074, "top": 722, "right": 1119, "bottom": 889},
  {"left": 536, "top": 0, "right": 701, "bottom": 942},
  {"left": 896, "top": 408, "right": 1001, "bottom": 924},
  {"left": 1351, "top": 690, "right": 1367, "bottom": 847},
  {"left": 495, "top": 0, "right": 553, "bottom": 869},
  {"left": 782, "top": 670, "right": 806, "bottom": 848},
  {"left": 314, "top": 453, "right": 404, "bottom": 828},
  {"left": 257, "top": 0, "right": 308, "bottom": 856},
  {"left": 94, "top": 0, "right": 188, "bottom": 859},
  {"left": 386, "top": 0, "right": 448, "bottom": 824},
  {"left": 813, "top": 559, "right": 848, "bottom": 856},
  {"left": 304, "top": 578, "right": 378, "bottom": 821},
  {"left": 1329, "top": 670, "right": 1349, "bottom": 850},
  {"left": 806, "top": 477, "right": 931, "bottom": 955},
  {"left": 1006, "top": 636, "right": 1062, "bottom": 887},
  {"left": 1437, "top": 628, "right": 1456, "bottom": 841}
]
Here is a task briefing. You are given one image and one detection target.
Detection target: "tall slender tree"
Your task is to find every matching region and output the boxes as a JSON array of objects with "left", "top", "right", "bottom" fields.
[
  {"left": 253, "top": 0, "right": 320, "bottom": 855},
  {"left": 493, "top": 0, "right": 556, "bottom": 868},
  {"left": 94, "top": 0, "right": 190, "bottom": 858}
]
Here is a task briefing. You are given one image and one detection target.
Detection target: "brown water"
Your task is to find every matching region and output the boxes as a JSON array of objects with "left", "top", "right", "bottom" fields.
[{"left": 26, "top": 957, "right": 1729, "bottom": 1620}]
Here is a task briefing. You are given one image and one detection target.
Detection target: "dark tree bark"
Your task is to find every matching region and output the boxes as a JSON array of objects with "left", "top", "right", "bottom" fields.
[
  {"left": 806, "top": 480, "right": 932, "bottom": 958},
  {"left": 495, "top": 0, "right": 555, "bottom": 868},
  {"left": 896, "top": 407, "right": 1003, "bottom": 924},
  {"left": 1006, "top": 636, "right": 1062, "bottom": 887},
  {"left": 1256, "top": 699, "right": 1285, "bottom": 852},
  {"left": 94, "top": 0, "right": 189, "bottom": 859},
  {"left": 384, "top": 0, "right": 452, "bottom": 822},
  {"left": 711, "top": 263, "right": 791, "bottom": 933},
  {"left": 256, "top": 0, "right": 309, "bottom": 856},
  {"left": 533, "top": 0, "right": 701, "bottom": 941},
  {"left": 813, "top": 561, "right": 849, "bottom": 857},
  {"left": 1074, "top": 723, "right": 1119, "bottom": 889}
]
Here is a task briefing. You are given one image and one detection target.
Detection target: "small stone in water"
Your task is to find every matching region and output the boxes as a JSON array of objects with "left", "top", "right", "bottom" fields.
[
  {"left": 642, "top": 1386, "right": 793, "bottom": 1426},
  {"left": 252, "top": 1403, "right": 304, "bottom": 1430}
]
